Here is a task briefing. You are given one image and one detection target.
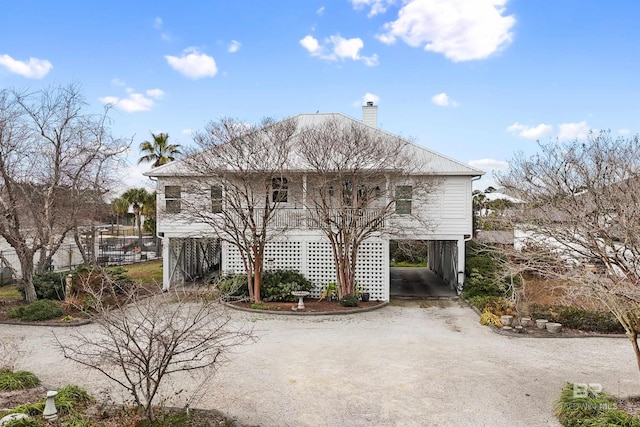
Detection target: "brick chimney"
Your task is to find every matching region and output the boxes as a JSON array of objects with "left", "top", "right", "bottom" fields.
[{"left": 362, "top": 101, "right": 378, "bottom": 128}]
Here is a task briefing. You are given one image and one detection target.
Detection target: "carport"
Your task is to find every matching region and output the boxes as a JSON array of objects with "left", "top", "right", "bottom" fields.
[{"left": 390, "top": 267, "right": 457, "bottom": 297}]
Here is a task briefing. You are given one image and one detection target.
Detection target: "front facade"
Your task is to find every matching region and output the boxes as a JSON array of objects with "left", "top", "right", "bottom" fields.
[{"left": 147, "top": 105, "right": 483, "bottom": 299}]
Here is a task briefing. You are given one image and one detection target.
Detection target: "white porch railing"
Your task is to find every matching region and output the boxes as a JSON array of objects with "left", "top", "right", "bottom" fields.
[{"left": 229, "top": 208, "right": 386, "bottom": 230}]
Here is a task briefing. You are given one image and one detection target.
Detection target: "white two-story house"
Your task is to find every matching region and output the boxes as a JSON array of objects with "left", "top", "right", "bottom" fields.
[{"left": 146, "top": 103, "right": 483, "bottom": 300}]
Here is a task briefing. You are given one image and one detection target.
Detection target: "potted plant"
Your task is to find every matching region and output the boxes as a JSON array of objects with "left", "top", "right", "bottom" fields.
[
  {"left": 319, "top": 282, "right": 337, "bottom": 302},
  {"left": 357, "top": 282, "right": 370, "bottom": 302}
]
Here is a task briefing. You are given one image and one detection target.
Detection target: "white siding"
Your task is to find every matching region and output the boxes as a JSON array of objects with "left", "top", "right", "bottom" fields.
[{"left": 388, "top": 176, "right": 472, "bottom": 240}]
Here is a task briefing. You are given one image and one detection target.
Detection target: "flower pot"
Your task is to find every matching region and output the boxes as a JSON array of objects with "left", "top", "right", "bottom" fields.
[
  {"left": 546, "top": 322, "right": 562, "bottom": 333},
  {"left": 535, "top": 319, "right": 548, "bottom": 329},
  {"left": 361, "top": 292, "right": 370, "bottom": 302},
  {"left": 520, "top": 317, "right": 532, "bottom": 327},
  {"left": 500, "top": 315, "right": 514, "bottom": 326}
]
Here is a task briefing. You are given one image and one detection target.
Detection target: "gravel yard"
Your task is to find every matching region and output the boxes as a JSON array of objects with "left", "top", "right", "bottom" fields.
[{"left": 2, "top": 298, "right": 637, "bottom": 427}]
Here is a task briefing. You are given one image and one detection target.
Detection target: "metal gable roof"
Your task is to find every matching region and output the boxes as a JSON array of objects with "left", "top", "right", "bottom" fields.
[{"left": 145, "top": 112, "right": 484, "bottom": 177}]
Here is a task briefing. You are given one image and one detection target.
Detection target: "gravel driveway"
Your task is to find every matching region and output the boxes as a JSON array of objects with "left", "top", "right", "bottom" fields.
[{"left": 2, "top": 299, "right": 637, "bottom": 427}]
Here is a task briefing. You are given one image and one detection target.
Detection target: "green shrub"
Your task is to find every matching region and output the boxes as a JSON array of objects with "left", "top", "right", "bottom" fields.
[
  {"left": 216, "top": 270, "right": 313, "bottom": 302},
  {"left": 10, "top": 299, "right": 62, "bottom": 321},
  {"left": 467, "top": 295, "right": 503, "bottom": 312},
  {"left": 339, "top": 294, "right": 359, "bottom": 307},
  {"left": 54, "top": 384, "right": 93, "bottom": 414},
  {"left": 17, "top": 271, "right": 68, "bottom": 301},
  {"left": 462, "top": 269, "right": 503, "bottom": 299},
  {"left": 555, "top": 383, "right": 622, "bottom": 427},
  {"left": 0, "top": 369, "right": 40, "bottom": 390},
  {"left": 262, "top": 270, "right": 313, "bottom": 302},
  {"left": 2, "top": 417, "right": 42, "bottom": 427},
  {"left": 216, "top": 274, "right": 249, "bottom": 299},
  {"left": 582, "top": 409, "right": 640, "bottom": 426},
  {"left": 527, "top": 304, "right": 624, "bottom": 333},
  {"left": 6, "top": 401, "right": 45, "bottom": 417},
  {"left": 74, "top": 264, "right": 133, "bottom": 296}
]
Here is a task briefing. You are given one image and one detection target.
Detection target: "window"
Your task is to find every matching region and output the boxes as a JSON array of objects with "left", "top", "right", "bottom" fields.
[
  {"left": 272, "top": 177, "right": 288, "bottom": 203},
  {"left": 342, "top": 180, "right": 353, "bottom": 206},
  {"left": 395, "top": 185, "right": 412, "bottom": 214},
  {"left": 211, "top": 185, "right": 223, "bottom": 213},
  {"left": 165, "top": 185, "right": 181, "bottom": 214}
]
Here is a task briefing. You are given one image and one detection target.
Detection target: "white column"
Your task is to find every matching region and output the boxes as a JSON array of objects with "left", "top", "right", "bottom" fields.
[
  {"left": 162, "top": 237, "right": 170, "bottom": 291},
  {"left": 456, "top": 238, "right": 466, "bottom": 294},
  {"left": 302, "top": 174, "right": 307, "bottom": 209}
]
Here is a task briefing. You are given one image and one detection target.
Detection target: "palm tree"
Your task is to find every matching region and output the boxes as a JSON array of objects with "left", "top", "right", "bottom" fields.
[
  {"left": 121, "top": 188, "right": 151, "bottom": 242},
  {"left": 138, "top": 132, "right": 182, "bottom": 167},
  {"left": 112, "top": 197, "right": 130, "bottom": 232}
]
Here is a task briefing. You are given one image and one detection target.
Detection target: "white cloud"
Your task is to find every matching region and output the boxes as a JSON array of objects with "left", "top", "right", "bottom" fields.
[
  {"left": 100, "top": 88, "right": 164, "bottom": 113},
  {"left": 317, "top": 6, "right": 325, "bottom": 15},
  {"left": 228, "top": 40, "right": 242, "bottom": 53},
  {"left": 619, "top": 128, "right": 630, "bottom": 135},
  {"left": 165, "top": 48, "right": 217, "bottom": 78},
  {"left": 363, "top": 92, "right": 380, "bottom": 104},
  {"left": 145, "top": 88, "right": 164, "bottom": 98},
  {"left": 111, "top": 78, "right": 126, "bottom": 87},
  {"left": 469, "top": 159, "right": 509, "bottom": 191},
  {"left": 376, "top": 0, "right": 515, "bottom": 62},
  {"left": 0, "top": 54, "right": 52, "bottom": 78},
  {"left": 507, "top": 122, "right": 553, "bottom": 139},
  {"left": 354, "top": 92, "right": 381, "bottom": 107},
  {"left": 300, "top": 35, "right": 321, "bottom": 54},
  {"left": 431, "top": 92, "right": 458, "bottom": 107},
  {"left": 300, "top": 34, "right": 379, "bottom": 66},
  {"left": 331, "top": 35, "right": 364, "bottom": 60},
  {"left": 350, "top": 0, "right": 395, "bottom": 17},
  {"left": 153, "top": 17, "right": 171, "bottom": 41},
  {"left": 181, "top": 128, "right": 193, "bottom": 135},
  {"left": 558, "top": 121, "right": 590, "bottom": 141}
]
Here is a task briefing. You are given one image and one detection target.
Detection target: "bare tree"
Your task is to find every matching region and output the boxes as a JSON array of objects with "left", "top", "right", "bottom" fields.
[
  {"left": 180, "top": 117, "right": 298, "bottom": 302},
  {"left": 0, "top": 84, "right": 128, "bottom": 302},
  {"left": 297, "top": 118, "right": 438, "bottom": 298},
  {"left": 499, "top": 131, "right": 640, "bottom": 377},
  {"left": 55, "top": 279, "right": 253, "bottom": 423}
]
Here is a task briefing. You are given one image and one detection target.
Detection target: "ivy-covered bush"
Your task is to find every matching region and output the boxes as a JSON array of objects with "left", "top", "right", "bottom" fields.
[
  {"left": 10, "top": 299, "right": 63, "bottom": 321},
  {"left": 262, "top": 270, "right": 312, "bottom": 302},
  {"left": 339, "top": 294, "right": 359, "bottom": 307},
  {"left": 463, "top": 241, "right": 508, "bottom": 299}
]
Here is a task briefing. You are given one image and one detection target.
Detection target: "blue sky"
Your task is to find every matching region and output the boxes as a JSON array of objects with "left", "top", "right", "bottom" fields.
[{"left": 2, "top": 0, "right": 639, "bottom": 191}]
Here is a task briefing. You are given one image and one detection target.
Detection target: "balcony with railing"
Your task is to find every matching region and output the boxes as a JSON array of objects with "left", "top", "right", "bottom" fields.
[{"left": 228, "top": 207, "right": 386, "bottom": 230}]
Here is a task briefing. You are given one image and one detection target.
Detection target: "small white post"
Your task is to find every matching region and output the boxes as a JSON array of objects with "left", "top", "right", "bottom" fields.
[{"left": 43, "top": 390, "right": 58, "bottom": 420}]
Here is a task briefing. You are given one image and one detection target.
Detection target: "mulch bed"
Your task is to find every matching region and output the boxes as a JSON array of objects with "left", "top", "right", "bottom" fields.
[{"left": 231, "top": 298, "right": 384, "bottom": 313}]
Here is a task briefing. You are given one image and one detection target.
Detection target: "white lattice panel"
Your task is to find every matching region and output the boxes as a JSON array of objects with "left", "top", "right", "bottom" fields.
[
  {"left": 222, "top": 242, "right": 245, "bottom": 274},
  {"left": 355, "top": 241, "right": 387, "bottom": 301},
  {"left": 222, "top": 238, "right": 389, "bottom": 300},
  {"left": 264, "top": 241, "right": 302, "bottom": 271},
  {"left": 305, "top": 241, "right": 337, "bottom": 298}
]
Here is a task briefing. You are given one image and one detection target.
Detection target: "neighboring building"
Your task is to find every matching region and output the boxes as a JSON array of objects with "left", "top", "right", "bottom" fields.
[{"left": 146, "top": 104, "right": 483, "bottom": 299}]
